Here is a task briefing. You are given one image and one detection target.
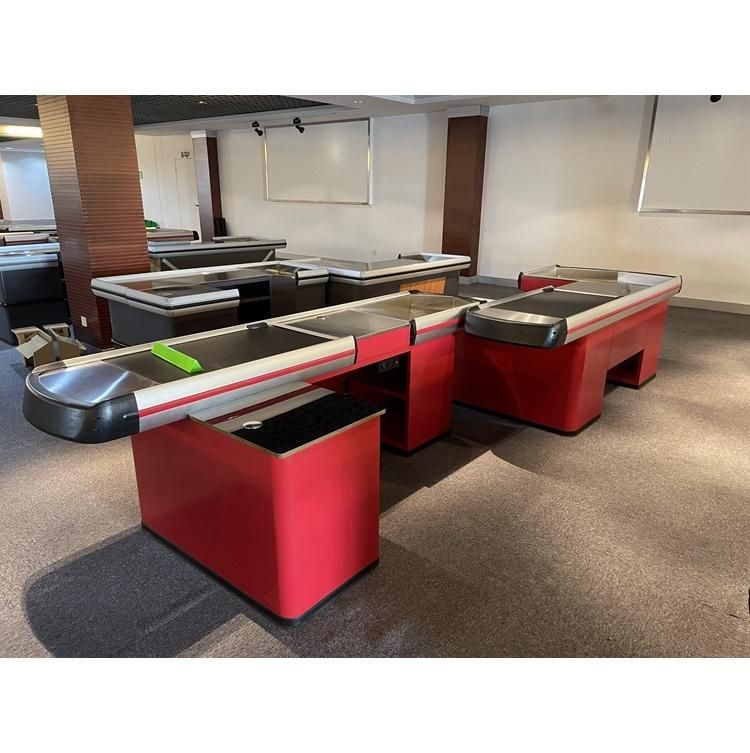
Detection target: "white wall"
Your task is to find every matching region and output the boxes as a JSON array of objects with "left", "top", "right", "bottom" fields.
[
  {"left": 479, "top": 96, "right": 750, "bottom": 305},
  {"left": 217, "top": 112, "right": 447, "bottom": 259},
  {"left": 0, "top": 150, "right": 54, "bottom": 220},
  {"left": 0, "top": 137, "right": 199, "bottom": 235},
  {"left": 135, "top": 134, "right": 200, "bottom": 235}
]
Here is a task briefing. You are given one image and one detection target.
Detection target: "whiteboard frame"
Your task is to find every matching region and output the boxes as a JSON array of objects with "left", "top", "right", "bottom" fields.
[
  {"left": 637, "top": 95, "right": 750, "bottom": 216},
  {"left": 262, "top": 117, "right": 372, "bottom": 206}
]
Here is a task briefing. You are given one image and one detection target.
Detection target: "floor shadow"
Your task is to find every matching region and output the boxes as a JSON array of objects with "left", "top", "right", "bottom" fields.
[
  {"left": 22, "top": 528, "right": 519, "bottom": 658},
  {"left": 245, "top": 537, "right": 517, "bottom": 657},
  {"left": 450, "top": 403, "right": 526, "bottom": 446},
  {"left": 24, "top": 527, "right": 252, "bottom": 657},
  {"left": 378, "top": 405, "right": 525, "bottom": 513},
  {"left": 21, "top": 406, "right": 531, "bottom": 656},
  {"left": 33, "top": 515, "right": 616, "bottom": 657}
]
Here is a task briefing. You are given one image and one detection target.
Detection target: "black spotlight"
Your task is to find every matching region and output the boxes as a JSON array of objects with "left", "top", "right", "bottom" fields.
[
  {"left": 709, "top": 95, "right": 722, "bottom": 103},
  {"left": 252, "top": 121, "right": 263, "bottom": 137},
  {"left": 293, "top": 117, "right": 305, "bottom": 134}
]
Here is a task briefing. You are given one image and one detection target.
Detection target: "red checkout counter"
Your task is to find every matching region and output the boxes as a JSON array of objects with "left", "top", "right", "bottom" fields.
[
  {"left": 133, "top": 384, "right": 384, "bottom": 622},
  {"left": 454, "top": 265, "right": 682, "bottom": 433},
  {"left": 23, "top": 291, "right": 475, "bottom": 622},
  {"left": 21, "top": 266, "right": 682, "bottom": 621}
]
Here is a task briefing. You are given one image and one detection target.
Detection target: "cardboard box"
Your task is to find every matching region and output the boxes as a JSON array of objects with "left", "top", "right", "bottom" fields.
[{"left": 13, "top": 324, "right": 86, "bottom": 368}]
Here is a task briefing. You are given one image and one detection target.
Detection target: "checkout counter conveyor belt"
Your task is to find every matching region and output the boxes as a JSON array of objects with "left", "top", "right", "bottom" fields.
[
  {"left": 108, "top": 325, "right": 327, "bottom": 383},
  {"left": 489, "top": 290, "right": 614, "bottom": 319}
]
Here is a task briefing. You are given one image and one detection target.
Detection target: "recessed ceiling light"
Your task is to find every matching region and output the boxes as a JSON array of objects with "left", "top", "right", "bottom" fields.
[
  {"left": 198, "top": 100, "right": 207, "bottom": 105},
  {"left": 353, "top": 99, "right": 363, "bottom": 104}
]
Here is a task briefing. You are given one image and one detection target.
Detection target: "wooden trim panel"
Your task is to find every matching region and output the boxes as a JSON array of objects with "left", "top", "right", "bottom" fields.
[
  {"left": 37, "top": 95, "right": 149, "bottom": 347},
  {"left": 441, "top": 115, "right": 488, "bottom": 277}
]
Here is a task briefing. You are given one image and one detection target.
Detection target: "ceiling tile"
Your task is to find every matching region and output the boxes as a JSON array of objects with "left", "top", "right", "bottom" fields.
[{"left": 0, "top": 95, "right": 326, "bottom": 126}]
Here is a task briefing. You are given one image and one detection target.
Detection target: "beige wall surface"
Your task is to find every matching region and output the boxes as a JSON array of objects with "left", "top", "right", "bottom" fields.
[{"left": 479, "top": 96, "right": 750, "bottom": 305}]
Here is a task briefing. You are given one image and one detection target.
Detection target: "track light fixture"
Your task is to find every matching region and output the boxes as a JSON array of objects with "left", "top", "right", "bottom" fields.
[
  {"left": 293, "top": 117, "right": 305, "bottom": 134},
  {"left": 252, "top": 121, "right": 264, "bottom": 137}
]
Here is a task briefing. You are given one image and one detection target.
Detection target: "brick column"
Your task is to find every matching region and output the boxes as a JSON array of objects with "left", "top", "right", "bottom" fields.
[
  {"left": 191, "top": 129, "right": 223, "bottom": 241},
  {"left": 37, "top": 95, "right": 149, "bottom": 347},
  {"left": 441, "top": 107, "right": 489, "bottom": 277}
]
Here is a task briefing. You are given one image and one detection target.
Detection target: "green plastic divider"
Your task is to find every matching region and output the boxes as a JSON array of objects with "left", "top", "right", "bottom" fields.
[{"left": 150, "top": 342, "right": 204, "bottom": 374}]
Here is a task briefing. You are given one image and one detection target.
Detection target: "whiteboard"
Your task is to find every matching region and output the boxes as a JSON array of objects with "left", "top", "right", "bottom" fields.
[
  {"left": 638, "top": 96, "right": 750, "bottom": 214},
  {"left": 264, "top": 118, "right": 371, "bottom": 205}
]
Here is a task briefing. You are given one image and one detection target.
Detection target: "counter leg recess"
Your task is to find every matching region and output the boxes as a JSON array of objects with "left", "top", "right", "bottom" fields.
[
  {"left": 453, "top": 302, "right": 671, "bottom": 433},
  {"left": 343, "top": 333, "right": 457, "bottom": 452},
  {"left": 454, "top": 328, "right": 611, "bottom": 432},
  {"left": 605, "top": 302, "right": 668, "bottom": 387},
  {"left": 131, "top": 401, "right": 382, "bottom": 623}
]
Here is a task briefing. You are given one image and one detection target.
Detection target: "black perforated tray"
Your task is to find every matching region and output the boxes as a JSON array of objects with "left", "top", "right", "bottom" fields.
[{"left": 231, "top": 393, "right": 382, "bottom": 455}]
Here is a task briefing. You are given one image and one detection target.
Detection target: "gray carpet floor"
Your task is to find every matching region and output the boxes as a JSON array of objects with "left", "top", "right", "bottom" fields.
[{"left": 0, "top": 297, "right": 749, "bottom": 657}]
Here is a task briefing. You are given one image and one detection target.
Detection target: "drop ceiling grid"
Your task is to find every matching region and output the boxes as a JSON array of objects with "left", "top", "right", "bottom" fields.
[{"left": 0, "top": 95, "right": 325, "bottom": 126}]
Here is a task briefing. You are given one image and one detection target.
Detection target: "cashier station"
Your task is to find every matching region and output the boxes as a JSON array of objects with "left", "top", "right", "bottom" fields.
[
  {"left": 454, "top": 265, "right": 683, "bottom": 432},
  {"left": 0, "top": 219, "right": 57, "bottom": 233},
  {"left": 0, "top": 246, "right": 67, "bottom": 343},
  {"left": 146, "top": 243, "right": 467, "bottom": 295},
  {"left": 1, "top": 223, "right": 195, "bottom": 246},
  {"left": 0, "top": 219, "right": 58, "bottom": 248},
  {"left": 92, "top": 258, "right": 329, "bottom": 346},
  {"left": 23, "top": 265, "right": 681, "bottom": 622},
  {"left": 0, "top": 236, "right": 288, "bottom": 342},
  {"left": 144, "top": 227, "right": 198, "bottom": 244},
  {"left": 286, "top": 252, "right": 470, "bottom": 304},
  {"left": 0, "top": 236, "right": 283, "bottom": 271},
  {"left": 148, "top": 237, "right": 287, "bottom": 271},
  {"left": 1, "top": 232, "right": 55, "bottom": 246},
  {"left": 93, "top": 251, "right": 472, "bottom": 346},
  {"left": 24, "top": 290, "right": 476, "bottom": 621}
]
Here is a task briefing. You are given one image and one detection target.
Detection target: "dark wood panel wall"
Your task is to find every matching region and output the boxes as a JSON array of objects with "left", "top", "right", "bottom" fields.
[
  {"left": 37, "top": 95, "right": 149, "bottom": 347},
  {"left": 192, "top": 130, "right": 223, "bottom": 241},
  {"left": 441, "top": 113, "right": 488, "bottom": 277}
]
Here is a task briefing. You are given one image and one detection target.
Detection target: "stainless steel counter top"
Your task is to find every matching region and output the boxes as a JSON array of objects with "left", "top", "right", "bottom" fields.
[
  {"left": 467, "top": 269, "right": 682, "bottom": 347},
  {"left": 287, "top": 252, "right": 471, "bottom": 281},
  {"left": 92, "top": 258, "right": 328, "bottom": 310}
]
